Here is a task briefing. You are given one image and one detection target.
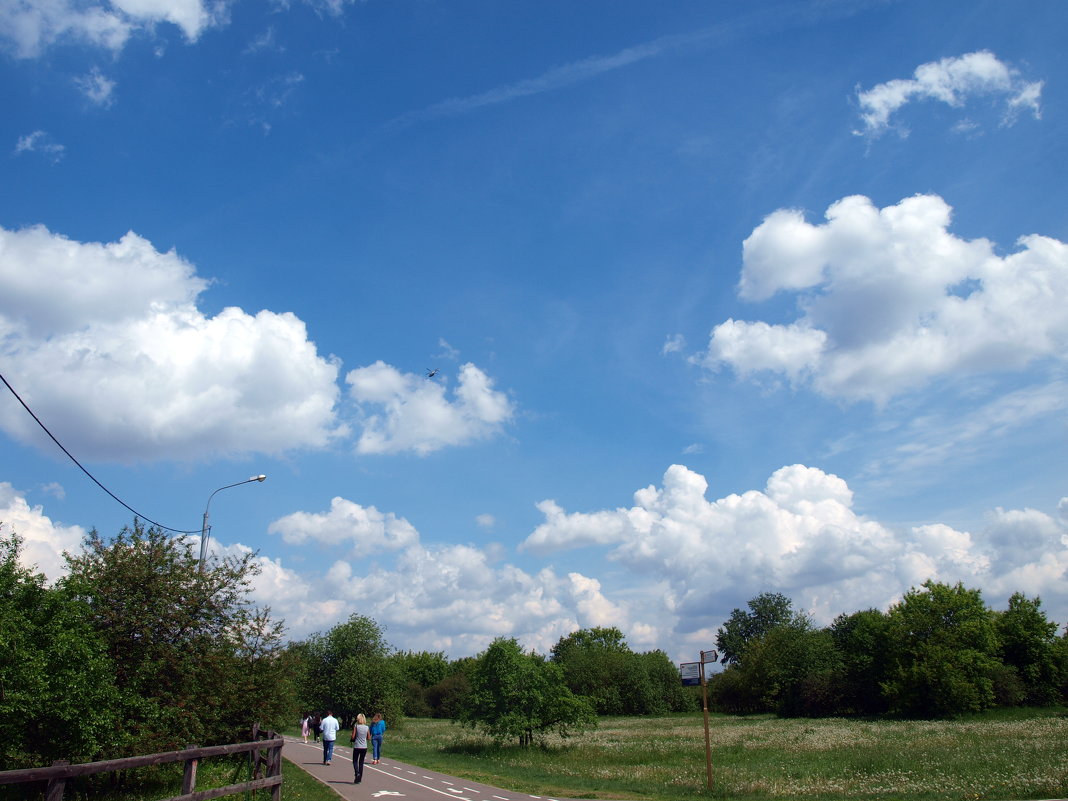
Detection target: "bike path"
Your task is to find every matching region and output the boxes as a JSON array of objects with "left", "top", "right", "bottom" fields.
[{"left": 281, "top": 736, "right": 620, "bottom": 801}]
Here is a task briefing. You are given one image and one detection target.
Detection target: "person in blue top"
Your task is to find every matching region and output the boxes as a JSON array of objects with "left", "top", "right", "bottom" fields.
[{"left": 370, "top": 712, "right": 386, "bottom": 764}]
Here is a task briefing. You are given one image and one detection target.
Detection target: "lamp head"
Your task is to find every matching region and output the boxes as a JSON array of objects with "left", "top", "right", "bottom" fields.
[{"left": 251, "top": 475, "right": 267, "bottom": 482}]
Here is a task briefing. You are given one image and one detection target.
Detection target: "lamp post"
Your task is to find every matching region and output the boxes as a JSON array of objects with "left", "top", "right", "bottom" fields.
[{"left": 199, "top": 475, "right": 267, "bottom": 571}]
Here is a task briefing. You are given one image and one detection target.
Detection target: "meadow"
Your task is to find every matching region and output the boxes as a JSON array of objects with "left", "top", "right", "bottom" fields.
[
  {"left": 6, "top": 710, "right": 1064, "bottom": 800},
  {"left": 380, "top": 709, "right": 1068, "bottom": 801}
]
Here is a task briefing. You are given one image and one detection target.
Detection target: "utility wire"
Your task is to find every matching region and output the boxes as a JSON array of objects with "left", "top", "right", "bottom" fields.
[{"left": 0, "top": 369, "right": 200, "bottom": 534}]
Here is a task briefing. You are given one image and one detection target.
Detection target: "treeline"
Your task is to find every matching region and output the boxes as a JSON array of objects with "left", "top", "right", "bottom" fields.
[
  {"left": 1, "top": 520, "right": 690, "bottom": 769},
  {"left": 6, "top": 520, "right": 1068, "bottom": 770},
  {"left": 709, "top": 586, "right": 1068, "bottom": 717},
  {"left": 285, "top": 619, "right": 692, "bottom": 745},
  {"left": 387, "top": 626, "right": 692, "bottom": 720}
]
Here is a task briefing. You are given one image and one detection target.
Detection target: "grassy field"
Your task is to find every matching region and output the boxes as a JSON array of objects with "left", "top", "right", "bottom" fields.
[
  {"left": 7, "top": 710, "right": 1064, "bottom": 800},
  {"left": 376, "top": 709, "right": 1068, "bottom": 801}
]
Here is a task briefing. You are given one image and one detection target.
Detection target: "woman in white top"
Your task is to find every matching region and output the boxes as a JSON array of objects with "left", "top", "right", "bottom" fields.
[{"left": 351, "top": 713, "right": 370, "bottom": 784}]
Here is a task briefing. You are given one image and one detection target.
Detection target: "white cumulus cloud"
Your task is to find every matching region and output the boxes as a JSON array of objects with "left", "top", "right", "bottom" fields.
[
  {"left": 268, "top": 497, "right": 419, "bottom": 552},
  {"left": 697, "top": 193, "right": 1068, "bottom": 403},
  {"left": 855, "top": 50, "right": 1043, "bottom": 136},
  {"left": 520, "top": 463, "right": 1068, "bottom": 637},
  {"left": 346, "top": 361, "right": 514, "bottom": 455},
  {"left": 260, "top": 495, "right": 644, "bottom": 652},
  {"left": 0, "top": 482, "right": 85, "bottom": 579},
  {"left": 0, "top": 224, "right": 344, "bottom": 462},
  {"left": 0, "top": 0, "right": 224, "bottom": 57}
]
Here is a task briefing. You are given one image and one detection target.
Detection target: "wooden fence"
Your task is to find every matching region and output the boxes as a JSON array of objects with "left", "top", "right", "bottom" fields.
[{"left": 0, "top": 726, "right": 283, "bottom": 801}]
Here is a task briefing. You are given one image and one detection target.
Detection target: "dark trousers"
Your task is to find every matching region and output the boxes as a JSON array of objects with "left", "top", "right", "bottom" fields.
[{"left": 353, "top": 747, "right": 368, "bottom": 782}]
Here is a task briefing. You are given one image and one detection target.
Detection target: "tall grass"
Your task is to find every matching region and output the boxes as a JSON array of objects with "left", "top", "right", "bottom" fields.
[{"left": 385, "top": 709, "right": 1068, "bottom": 801}]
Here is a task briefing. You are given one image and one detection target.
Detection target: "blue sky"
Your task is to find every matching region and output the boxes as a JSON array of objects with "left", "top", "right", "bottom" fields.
[{"left": 2, "top": 0, "right": 1066, "bottom": 663}]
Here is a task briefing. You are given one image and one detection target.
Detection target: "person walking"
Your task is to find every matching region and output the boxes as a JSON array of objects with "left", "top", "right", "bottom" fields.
[
  {"left": 370, "top": 712, "right": 386, "bottom": 764},
  {"left": 320, "top": 710, "right": 340, "bottom": 765},
  {"left": 301, "top": 714, "right": 310, "bottom": 744},
  {"left": 311, "top": 713, "right": 322, "bottom": 742},
  {"left": 350, "top": 713, "right": 370, "bottom": 783}
]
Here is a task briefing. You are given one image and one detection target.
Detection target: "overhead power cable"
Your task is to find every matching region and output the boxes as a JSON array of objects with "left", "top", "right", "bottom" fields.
[{"left": 0, "top": 369, "right": 200, "bottom": 534}]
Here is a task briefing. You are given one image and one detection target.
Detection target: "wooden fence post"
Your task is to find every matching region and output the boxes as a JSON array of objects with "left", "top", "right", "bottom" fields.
[
  {"left": 181, "top": 745, "right": 198, "bottom": 794},
  {"left": 268, "top": 731, "right": 282, "bottom": 801},
  {"left": 45, "top": 760, "right": 68, "bottom": 801}
]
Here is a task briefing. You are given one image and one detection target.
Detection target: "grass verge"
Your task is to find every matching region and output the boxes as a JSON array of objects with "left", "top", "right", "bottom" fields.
[{"left": 381, "top": 709, "right": 1068, "bottom": 801}]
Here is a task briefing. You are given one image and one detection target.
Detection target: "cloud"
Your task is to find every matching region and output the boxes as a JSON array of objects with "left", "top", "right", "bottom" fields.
[
  {"left": 258, "top": 498, "right": 645, "bottom": 653},
  {"left": 0, "top": 0, "right": 224, "bottom": 57},
  {"left": 242, "top": 26, "right": 280, "bottom": 55},
  {"left": 855, "top": 51, "right": 1043, "bottom": 136},
  {"left": 383, "top": 36, "right": 677, "bottom": 133},
  {"left": 0, "top": 482, "right": 85, "bottom": 579},
  {"left": 860, "top": 380, "right": 1068, "bottom": 481},
  {"left": 14, "top": 467, "right": 1066, "bottom": 660},
  {"left": 696, "top": 193, "right": 1068, "bottom": 403},
  {"left": 520, "top": 463, "right": 1068, "bottom": 636},
  {"left": 75, "top": 66, "right": 116, "bottom": 106},
  {"left": 252, "top": 71, "right": 304, "bottom": 108},
  {"left": 346, "top": 361, "right": 514, "bottom": 455},
  {"left": 0, "top": 224, "right": 345, "bottom": 462},
  {"left": 268, "top": 497, "right": 419, "bottom": 552},
  {"left": 13, "top": 131, "right": 65, "bottom": 162},
  {"left": 662, "top": 334, "right": 686, "bottom": 355}
]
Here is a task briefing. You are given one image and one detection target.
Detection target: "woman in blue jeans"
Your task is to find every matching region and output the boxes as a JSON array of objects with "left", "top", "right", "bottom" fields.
[{"left": 370, "top": 713, "right": 386, "bottom": 764}]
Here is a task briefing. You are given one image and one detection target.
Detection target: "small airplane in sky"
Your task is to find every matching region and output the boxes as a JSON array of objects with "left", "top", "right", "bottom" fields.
[{"left": 425, "top": 368, "right": 439, "bottom": 378}]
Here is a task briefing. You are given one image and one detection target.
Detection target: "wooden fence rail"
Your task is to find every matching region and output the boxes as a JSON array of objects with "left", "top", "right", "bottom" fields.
[{"left": 0, "top": 727, "right": 283, "bottom": 801}]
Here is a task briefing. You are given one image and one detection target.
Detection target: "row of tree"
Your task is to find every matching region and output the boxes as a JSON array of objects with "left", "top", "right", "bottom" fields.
[
  {"left": 709, "top": 586, "right": 1068, "bottom": 717},
  {"left": 1, "top": 520, "right": 691, "bottom": 768},
  {"left": 5, "top": 521, "right": 1068, "bottom": 768},
  {"left": 283, "top": 618, "right": 693, "bottom": 745}
]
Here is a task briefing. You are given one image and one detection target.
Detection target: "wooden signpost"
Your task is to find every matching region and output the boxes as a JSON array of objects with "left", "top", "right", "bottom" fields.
[{"left": 680, "top": 649, "right": 718, "bottom": 790}]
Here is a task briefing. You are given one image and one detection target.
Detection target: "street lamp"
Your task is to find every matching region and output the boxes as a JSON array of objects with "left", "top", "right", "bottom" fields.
[{"left": 199, "top": 475, "right": 267, "bottom": 571}]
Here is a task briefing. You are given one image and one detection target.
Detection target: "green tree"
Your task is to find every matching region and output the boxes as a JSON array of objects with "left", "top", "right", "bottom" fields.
[
  {"left": 393, "top": 650, "right": 450, "bottom": 687},
  {"left": 830, "top": 608, "right": 892, "bottom": 714},
  {"left": 883, "top": 580, "right": 1000, "bottom": 716},
  {"left": 59, "top": 520, "right": 289, "bottom": 754},
  {"left": 713, "top": 625, "right": 842, "bottom": 716},
  {"left": 0, "top": 528, "right": 119, "bottom": 767},
  {"left": 995, "top": 593, "right": 1062, "bottom": 705},
  {"left": 1053, "top": 629, "right": 1068, "bottom": 703},
  {"left": 392, "top": 650, "right": 450, "bottom": 717},
  {"left": 550, "top": 627, "right": 652, "bottom": 714},
  {"left": 296, "top": 614, "right": 404, "bottom": 726},
  {"left": 637, "top": 649, "right": 694, "bottom": 712},
  {"left": 715, "top": 592, "right": 810, "bottom": 664},
  {"left": 459, "top": 638, "right": 596, "bottom": 746},
  {"left": 425, "top": 658, "right": 474, "bottom": 719}
]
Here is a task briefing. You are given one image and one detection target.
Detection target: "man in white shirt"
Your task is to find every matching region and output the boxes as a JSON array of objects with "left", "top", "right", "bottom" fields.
[{"left": 320, "top": 711, "right": 341, "bottom": 765}]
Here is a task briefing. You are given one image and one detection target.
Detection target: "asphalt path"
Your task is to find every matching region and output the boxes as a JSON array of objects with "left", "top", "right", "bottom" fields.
[{"left": 281, "top": 737, "right": 620, "bottom": 801}]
